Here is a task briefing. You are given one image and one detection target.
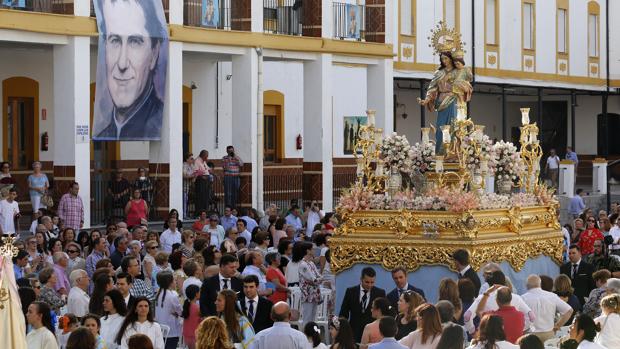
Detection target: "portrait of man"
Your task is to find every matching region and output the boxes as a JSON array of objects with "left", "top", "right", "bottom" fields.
[
  {"left": 202, "top": 0, "right": 219, "bottom": 28},
  {"left": 92, "top": 0, "right": 169, "bottom": 141}
]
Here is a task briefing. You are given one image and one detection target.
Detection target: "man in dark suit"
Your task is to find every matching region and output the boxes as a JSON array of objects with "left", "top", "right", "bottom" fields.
[
  {"left": 386, "top": 267, "right": 425, "bottom": 310},
  {"left": 453, "top": 249, "right": 481, "bottom": 294},
  {"left": 560, "top": 244, "right": 596, "bottom": 305},
  {"left": 200, "top": 254, "right": 243, "bottom": 316},
  {"left": 239, "top": 274, "right": 273, "bottom": 333},
  {"left": 116, "top": 272, "right": 136, "bottom": 310},
  {"left": 339, "top": 267, "right": 386, "bottom": 343}
]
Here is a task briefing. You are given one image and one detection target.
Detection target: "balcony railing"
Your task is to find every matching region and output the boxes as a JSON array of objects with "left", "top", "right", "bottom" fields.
[
  {"left": 184, "top": 0, "right": 231, "bottom": 30},
  {"left": 263, "top": 0, "right": 302, "bottom": 36},
  {"left": 1, "top": 0, "right": 73, "bottom": 14},
  {"left": 333, "top": 2, "right": 365, "bottom": 41}
]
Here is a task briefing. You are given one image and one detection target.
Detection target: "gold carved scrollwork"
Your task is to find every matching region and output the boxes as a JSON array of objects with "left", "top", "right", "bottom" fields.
[{"left": 332, "top": 204, "right": 564, "bottom": 274}]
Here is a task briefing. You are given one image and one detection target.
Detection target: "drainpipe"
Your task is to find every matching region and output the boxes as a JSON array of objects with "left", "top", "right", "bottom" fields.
[{"left": 256, "top": 47, "right": 264, "bottom": 213}]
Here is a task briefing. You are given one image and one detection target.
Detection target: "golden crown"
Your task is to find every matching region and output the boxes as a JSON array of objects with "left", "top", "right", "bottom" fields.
[{"left": 428, "top": 21, "right": 465, "bottom": 55}]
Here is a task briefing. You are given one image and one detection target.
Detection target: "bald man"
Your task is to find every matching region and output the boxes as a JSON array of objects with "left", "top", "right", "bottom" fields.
[{"left": 249, "top": 302, "right": 310, "bottom": 349}]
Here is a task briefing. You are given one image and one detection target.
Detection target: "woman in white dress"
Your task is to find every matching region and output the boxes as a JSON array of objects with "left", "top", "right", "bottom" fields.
[
  {"left": 304, "top": 321, "right": 329, "bottom": 349},
  {"left": 114, "top": 297, "right": 164, "bottom": 349},
  {"left": 466, "top": 314, "right": 518, "bottom": 349},
  {"left": 398, "top": 303, "right": 443, "bottom": 349},
  {"left": 595, "top": 294, "right": 620, "bottom": 348},
  {"left": 101, "top": 289, "right": 127, "bottom": 349},
  {"left": 564, "top": 313, "right": 607, "bottom": 349},
  {"left": 25, "top": 301, "right": 58, "bottom": 349}
]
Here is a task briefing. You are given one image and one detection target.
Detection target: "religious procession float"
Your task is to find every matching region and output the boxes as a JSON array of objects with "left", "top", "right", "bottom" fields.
[{"left": 331, "top": 22, "right": 563, "bottom": 297}]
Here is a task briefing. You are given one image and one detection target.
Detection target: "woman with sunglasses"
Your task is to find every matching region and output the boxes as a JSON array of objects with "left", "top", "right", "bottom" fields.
[
  {"left": 578, "top": 217, "right": 604, "bottom": 256},
  {"left": 396, "top": 290, "right": 425, "bottom": 340},
  {"left": 180, "top": 230, "right": 196, "bottom": 258}
]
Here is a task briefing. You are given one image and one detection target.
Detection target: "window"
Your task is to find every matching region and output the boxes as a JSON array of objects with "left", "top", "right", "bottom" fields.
[
  {"left": 486, "top": 0, "right": 496, "bottom": 45},
  {"left": 523, "top": 2, "right": 534, "bottom": 50},
  {"left": 588, "top": 14, "right": 598, "bottom": 57},
  {"left": 445, "top": 0, "right": 456, "bottom": 29},
  {"left": 557, "top": 8, "right": 567, "bottom": 53},
  {"left": 400, "top": 0, "right": 412, "bottom": 35}
]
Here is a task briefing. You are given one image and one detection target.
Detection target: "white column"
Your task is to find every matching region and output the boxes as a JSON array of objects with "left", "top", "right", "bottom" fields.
[
  {"left": 188, "top": 60, "right": 217, "bottom": 153},
  {"left": 593, "top": 160, "right": 608, "bottom": 195},
  {"left": 304, "top": 54, "right": 333, "bottom": 211},
  {"left": 322, "top": 0, "right": 333, "bottom": 38},
  {"left": 232, "top": 49, "right": 259, "bottom": 208},
  {"left": 367, "top": 59, "right": 394, "bottom": 135},
  {"left": 251, "top": 0, "right": 264, "bottom": 32},
  {"left": 73, "top": 0, "right": 90, "bottom": 16},
  {"left": 150, "top": 41, "right": 184, "bottom": 216},
  {"left": 559, "top": 161, "right": 575, "bottom": 197},
  {"left": 53, "top": 37, "right": 91, "bottom": 227}
]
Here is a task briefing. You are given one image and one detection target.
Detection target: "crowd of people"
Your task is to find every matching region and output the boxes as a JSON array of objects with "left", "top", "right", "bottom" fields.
[{"left": 4, "top": 157, "right": 620, "bottom": 349}]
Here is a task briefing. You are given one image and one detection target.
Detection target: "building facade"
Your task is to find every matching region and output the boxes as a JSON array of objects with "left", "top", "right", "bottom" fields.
[
  {"left": 0, "top": 0, "right": 394, "bottom": 226},
  {"left": 392, "top": 0, "right": 620, "bottom": 181}
]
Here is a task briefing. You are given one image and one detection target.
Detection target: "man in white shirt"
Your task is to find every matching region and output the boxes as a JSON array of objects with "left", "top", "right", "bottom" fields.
[
  {"left": 182, "top": 259, "right": 203, "bottom": 297},
  {"left": 545, "top": 148, "right": 561, "bottom": 188},
  {"left": 609, "top": 219, "right": 620, "bottom": 255},
  {"left": 464, "top": 270, "right": 534, "bottom": 334},
  {"left": 160, "top": 217, "right": 181, "bottom": 253},
  {"left": 67, "top": 269, "right": 90, "bottom": 317},
  {"left": 521, "top": 274, "right": 573, "bottom": 342},
  {"left": 0, "top": 187, "right": 19, "bottom": 234},
  {"left": 304, "top": 201, "right": 324, "bottom": 237},
  {"left": 249, "top": 301, "right": 311, "bottom": 349}
]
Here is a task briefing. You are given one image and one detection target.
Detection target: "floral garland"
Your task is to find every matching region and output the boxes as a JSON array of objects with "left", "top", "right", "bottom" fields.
[
  {"left": 380, "top": 133, "right": 413, "bottom": 173},
  {"left": 491, "top": 141, "right": 525, "bottom": 183},
  {"left": 338, "top": 188, "right": 552, "bottom": 212},
  {"left": 410, "top": 142, "right": 436, "bottom": 173}
]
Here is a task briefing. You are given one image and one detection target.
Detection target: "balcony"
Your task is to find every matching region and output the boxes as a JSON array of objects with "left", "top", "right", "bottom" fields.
[
  {"left": 333, "top": 2, "right": 365, "bottom": 41},
  {"left": 1, "top": 0, "right": 73, "bottom": 14},
  {"left": 263, "top": 0, "right": 303, "bottom": 36}
]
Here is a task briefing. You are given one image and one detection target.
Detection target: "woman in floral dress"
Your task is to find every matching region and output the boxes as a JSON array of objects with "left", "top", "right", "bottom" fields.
[{"left": 296, "top": 241, "right": 323, "bottom": 329}]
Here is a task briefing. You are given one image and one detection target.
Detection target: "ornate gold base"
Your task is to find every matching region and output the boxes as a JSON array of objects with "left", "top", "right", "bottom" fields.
[{"left": 332, "top": 204, "right": 563, "bottom": 273}]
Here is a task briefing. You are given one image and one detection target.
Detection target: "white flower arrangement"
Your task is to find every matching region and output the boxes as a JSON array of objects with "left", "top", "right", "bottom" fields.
[
  {"left": 491, "top": 141, "right": 525, "bottom": 183},
  {"left": 461, "top": 134, "right": 495, "bottom": 172},
  {"left": 380, "top": 133, "right": 414, "bottom": 173},
  {"left": 410, "top": 142, "right": 436, "bottom": 173}
]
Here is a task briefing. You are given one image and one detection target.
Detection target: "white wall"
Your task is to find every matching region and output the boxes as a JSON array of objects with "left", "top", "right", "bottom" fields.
[
  {"left": 332, "top": 65, "right": 367, "bottom": 157},
  {"left": 263, "top": 61, "right": 304, "bottom": 159},
  {"left": 0, "top": 46, "right": 54, "bottom": 163}
]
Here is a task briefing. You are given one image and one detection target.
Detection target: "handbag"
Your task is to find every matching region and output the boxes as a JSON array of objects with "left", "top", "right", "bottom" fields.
[{"left": 41, "top": 192, "right": 54, "bottom": 207}]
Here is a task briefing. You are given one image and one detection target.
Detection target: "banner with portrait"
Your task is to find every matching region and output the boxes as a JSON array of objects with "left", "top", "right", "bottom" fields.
[
  {"left": 92, "top": 0, "right": 169, "bottom": 141},
  {"left": 201, "top": 0, "right": 219, "bottom": 27},
  {"left": 346, "top": 4, "right": 361, "bottom": 40}
]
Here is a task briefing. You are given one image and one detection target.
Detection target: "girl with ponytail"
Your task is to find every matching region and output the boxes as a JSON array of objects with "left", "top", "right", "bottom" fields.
[
  {"left": 182, "top": 284, "right": 202, "bottom": 349},
  {"left": 595, "top": 294, "right": 620, "bottom": 348}
]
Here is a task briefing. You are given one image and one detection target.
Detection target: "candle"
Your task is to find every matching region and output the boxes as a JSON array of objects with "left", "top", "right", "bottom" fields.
[
  {"left": 520, "top": 108, "right": 530, "bottom": 125},
  {"left": 435, "top": 156, "right": 444, "bottom": 173},
  {"left": 421, "top": 127, "right": 430, "bottom": 144},
  {"left": 457, "top": 104, "right": 467, "bottom": 121},
  {"left": 441, "top": 125, "right": 451, "bottom": 143},
  {"left": 481, "top": 159, "right": 488, "bottom": 173},
  {"left": 367, "top": 109, "right": 376, "bottom": 126},
  {"left": 376, "top": 160, "right": 384, "bottom": 176},
  {"left": 528, "top": 130, "right": 538, "bottom": 144},
  {"left": 375, "top": 128, "right": 383, "bottom": 144},
  {"left": 356, "top": 157, "right": 365, "bottom": 177},
  {"left": 474, "top": 125, "right": 485, "bottom": 141}
]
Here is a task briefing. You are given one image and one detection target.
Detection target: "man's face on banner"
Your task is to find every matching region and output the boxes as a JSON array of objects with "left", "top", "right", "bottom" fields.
[{"left": 103, "top": 0, "right": 160, "bottom": 109}]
